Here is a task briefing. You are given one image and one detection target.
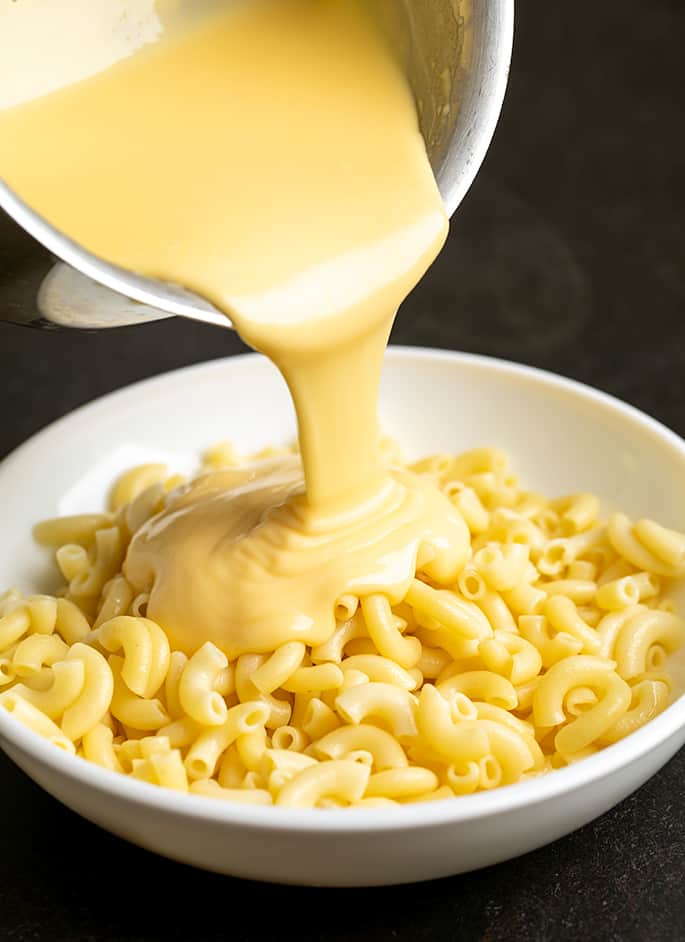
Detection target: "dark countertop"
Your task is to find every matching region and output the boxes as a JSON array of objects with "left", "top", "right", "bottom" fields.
[{"left": 1, "top": 2, "right": 684, "bottom": 940}]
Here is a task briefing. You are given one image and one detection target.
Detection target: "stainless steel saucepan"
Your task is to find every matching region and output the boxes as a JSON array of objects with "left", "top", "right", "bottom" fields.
[{"left": 0, "top": 0, "right": 514, "bottom": 330}]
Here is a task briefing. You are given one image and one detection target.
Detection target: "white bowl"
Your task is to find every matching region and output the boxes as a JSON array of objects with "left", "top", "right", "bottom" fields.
[{"left": 1, "top": 347, "right": 685, "bottom": 886}]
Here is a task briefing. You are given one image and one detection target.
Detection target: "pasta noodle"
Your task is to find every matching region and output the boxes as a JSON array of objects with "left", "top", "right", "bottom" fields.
[{"left": 1, "top": 444, "right": 683, "bottom": 809}]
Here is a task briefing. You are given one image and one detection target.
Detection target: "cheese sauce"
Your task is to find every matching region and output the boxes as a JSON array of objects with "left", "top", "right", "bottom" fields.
[{"left": 1, "top": 0, "right": 467, "bottom": 656}]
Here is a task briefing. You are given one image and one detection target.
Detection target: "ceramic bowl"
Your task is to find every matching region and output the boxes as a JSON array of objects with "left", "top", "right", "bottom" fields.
[{"left": 1, "top": 347, "right": 684, "bottom": 886}]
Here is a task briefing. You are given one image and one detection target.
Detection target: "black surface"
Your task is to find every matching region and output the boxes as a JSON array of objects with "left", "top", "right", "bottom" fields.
[{"left": 0, "top": 2, "right": 684, "bottom": 940}]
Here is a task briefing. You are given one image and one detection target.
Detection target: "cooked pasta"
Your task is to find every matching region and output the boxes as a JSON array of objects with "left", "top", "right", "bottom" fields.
[{"left": 1, "top": 443, "right": 683, "bottom": 808}]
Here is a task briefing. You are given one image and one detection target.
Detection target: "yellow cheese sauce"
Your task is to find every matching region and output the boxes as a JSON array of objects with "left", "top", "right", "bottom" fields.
[
  {"left": 1, "top": 0, "right": 462, "bottom": 656},
  {"left": 126, "top": 457, "right": 469, "bottom": 657}
]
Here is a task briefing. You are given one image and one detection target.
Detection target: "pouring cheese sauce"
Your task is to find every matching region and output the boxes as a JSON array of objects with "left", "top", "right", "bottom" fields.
[{"left": 1, "top": 0, "right": 469, "bottom": 656}]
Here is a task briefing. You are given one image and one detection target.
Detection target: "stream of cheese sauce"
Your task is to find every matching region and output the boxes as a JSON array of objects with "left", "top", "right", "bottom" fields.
[{"left": 1, "top": 0, "right": 469, "bottom": 656}]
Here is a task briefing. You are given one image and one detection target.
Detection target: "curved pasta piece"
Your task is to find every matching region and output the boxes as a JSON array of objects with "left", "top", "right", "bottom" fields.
[
  {"left": 56, "top": 545, "right": 89, "bottom": 583},
  {"left": 33, "top": 514, "right": 111, "bottom": 548},
  {"left": 0, "top": 691, "right": 75, "bottom": 753},
  {"left": 335, "top": 683, "right": 418, "bottom": 739},
  {"left": 260, "top": 749, "right": 318, "bottom": 792},
  {"left": 413, "top": 625, "right": 478, "bottom": 663},
  {"left": 634, "top": 518, "right": 685, "bottom": 569},
  {"left": 242, "top": 769, "right": 269, "bottom": 792},
  {"left": 0, "top": 646, "right": 17, "bottom": 687},
  {"left": 456, "top": 567, "right": 487, "bottom": 602},
  {"left": 0, "top": 606, "right": 31, "bottom": 649},
  {"left": 138, "top": 735, "right": 173, "bottom": 758},
  {"left": 340, "top": 654, "right": 418, "bottom": 691},
  {"left": 217, "top": 744, "right": 247, "bottom": 789},
  {"left": 123, "top": 483, "right": 166, "bottom": 535},
  {"left": 158, "top": 715, "right": 204, "bottom": 749},
  {"left": 446, "top": 690, "right": 479, "bottom": 722},
  {"left": 301, "top": 697, "right": 341, "bottom": 740},
  {"left": 478, "top": 719, "right": 538, "bottom": 783},
  {"left": 486, "top": 508, "right": 546, "bottom": 553},
  {"left": 554, "top": 673, "right": 631, "bottom": 757},
  {"left": 339, "top": 668, "right": 371, "bottom": 691},
  {"left": 55, "top": 598, "right": 91, "bottom": 645},
  {"left": 518, "top": 614, "right": 583, "bottom": 668},
  {"left": 235, "top": 726, "right": 268, "bottom": 771},
  {"left": 68, "top": 526, "right": 125, "bottom": 600},
  {"left": 595, "top": 573, "right": 659, "bottom": 612},
  {"left": 537, "top": 527, "right": 605, "bottom": 577},
  {"left": 109, "top": 463, "right": 168, "bottom": 511},
  {"left": 438, "top": 671, "right": 518, "bottom": 711},
  {"left": 334, "top": 594, "right": 359, "bottom": 623},
  {"left": 163, "top": 650, "right": 188, "bottom": 720},
  {"left": 12, "top": 634, "right": 69, "bottom": 676},
  {"left": 0, "top": 590, "right": 23, "bottom": 624},
  {"left": 184, "top": 701, "right": 270, "bottom": 780},
  {"left": 310, "top": 612, "right": 368, "bottom": 663},
  {"left": 364, "top": 767, "right": 438, "bottom": 799},
  {"left": 479, "top": 631, "right": 542, "bottom": 685},
  {"left": 416, "top": 646, "right": 452, "bottom": 680},
  {"left": 502, "top": 581, "right": 547, "bottom": 618},
  {"left": 311, "top": 723, "right": 408, "bottom": 770},
  {"left": 445, "top": 760, "right": 480, "bottom": 795},
  {"left": 11, "top": 659, "right": 85, "bottom": 720},
  {"left": 275, "top": 759, "right": 370, "bottom": 808},
  {"left": 608, "top": 513, "right": 685, "bottom": 578},
  {"left": 475, "top": 591, "right": 517, "bottom": 634},
  {"left": 24, "top": 596, "right": 58, "bottom": 635},
  {"left": 551, "top": 493, "right": 600, "bottom": 536},
  {"left": 260, "top": 748, "right": 318, "bottom": 779},
  {"left": 62, "top": 643, "right": 115, "bottom": 740},
  {"left": 473, "top": 701, "right": 535, "bottom": 738},
  {"left": 235, "top": 654, "right": 292, "bottom": 729},
  {"left": 81, "top": 723, "right": 123, "bottom": 772},
  {"left": 416, "top": 685, "right": 489, "bottom": 764},
  {"left": 478, "top": 755, "right": 503, "bottom": 789},
  {"left": 544, "top": 596, "right": 600, "bottom": 655},
  {"left": 533, "top": 655, "right": 616, "bottom": 727},
  {"left": 598, "top": 679, "right": 670, "bottom": 745},
  {"left": 595, "top": 605, "right": 646, "bottom": 658},
  {"left": 179, "top": 641, "right": 229, "bottom": 726},
  {"left": 360, "top": 595, "right": 421, "bottom": 669},
  {"left": 281, "top": 663, "right": 344, "bottom": 694},
  {"left": 564, "top": 686, "right": 598, "bottom": 717},
  {"left": 444, "top": 483, "right": 490, "bottom": 536},
  {"left": 93, "top": 575, "right": 135, "bottom": 629},
  {"left": 473, "top": 543, "right": 530, "bottom": 592},
  {"left": 251, "top": 642, "right": 306, "bottom": 694},
  {"left": 112, "top": 740, "right": 137, "bottom": 772},
  {"left": 148, "top": 749, "right": 189, "bottom": 791},
  {"left": 541, "top": 579, "right": 596, "bottom": 606},
  {"left": 613, "top": 610, "right": 685, "bottom": 680},
  {"left": 404, "top": 580, "right": 492, "bottom": 642},
  {"left": 270, "top": 725, "right": 308, "bottom": 752},
  {"left": 130, "top": 746, "right": 188, "bottom": 791},
  {"left": 109, "top": 655, "right": 169, "bottom": 730},
  {"left": 98, "top": 615, "right": 170, "bottom": 698}
]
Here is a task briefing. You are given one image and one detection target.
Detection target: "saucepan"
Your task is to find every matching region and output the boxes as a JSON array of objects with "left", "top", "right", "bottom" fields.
[{"left": 0, "top": 0, "right": 514, "bottom": 330}]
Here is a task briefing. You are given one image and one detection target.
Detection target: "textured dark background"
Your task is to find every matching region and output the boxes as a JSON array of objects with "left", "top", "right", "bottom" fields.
[{"left": 1, "top": 2, "right": 684, "bottom": 940}]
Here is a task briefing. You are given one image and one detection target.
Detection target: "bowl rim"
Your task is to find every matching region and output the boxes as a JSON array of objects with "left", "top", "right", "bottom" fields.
[{"left": 1, "top": 345, "right": 684, "bottom": 834}]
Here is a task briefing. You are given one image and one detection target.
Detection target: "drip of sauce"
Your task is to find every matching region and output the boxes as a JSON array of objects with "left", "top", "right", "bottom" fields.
[{"left": 2, "top": 0, "right": 467, "bottom": 655}]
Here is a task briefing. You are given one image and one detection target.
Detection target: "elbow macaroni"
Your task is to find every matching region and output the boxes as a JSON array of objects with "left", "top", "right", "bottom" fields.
[{"left": 1, "top": 444, "right": 684, "bottom": 807}]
